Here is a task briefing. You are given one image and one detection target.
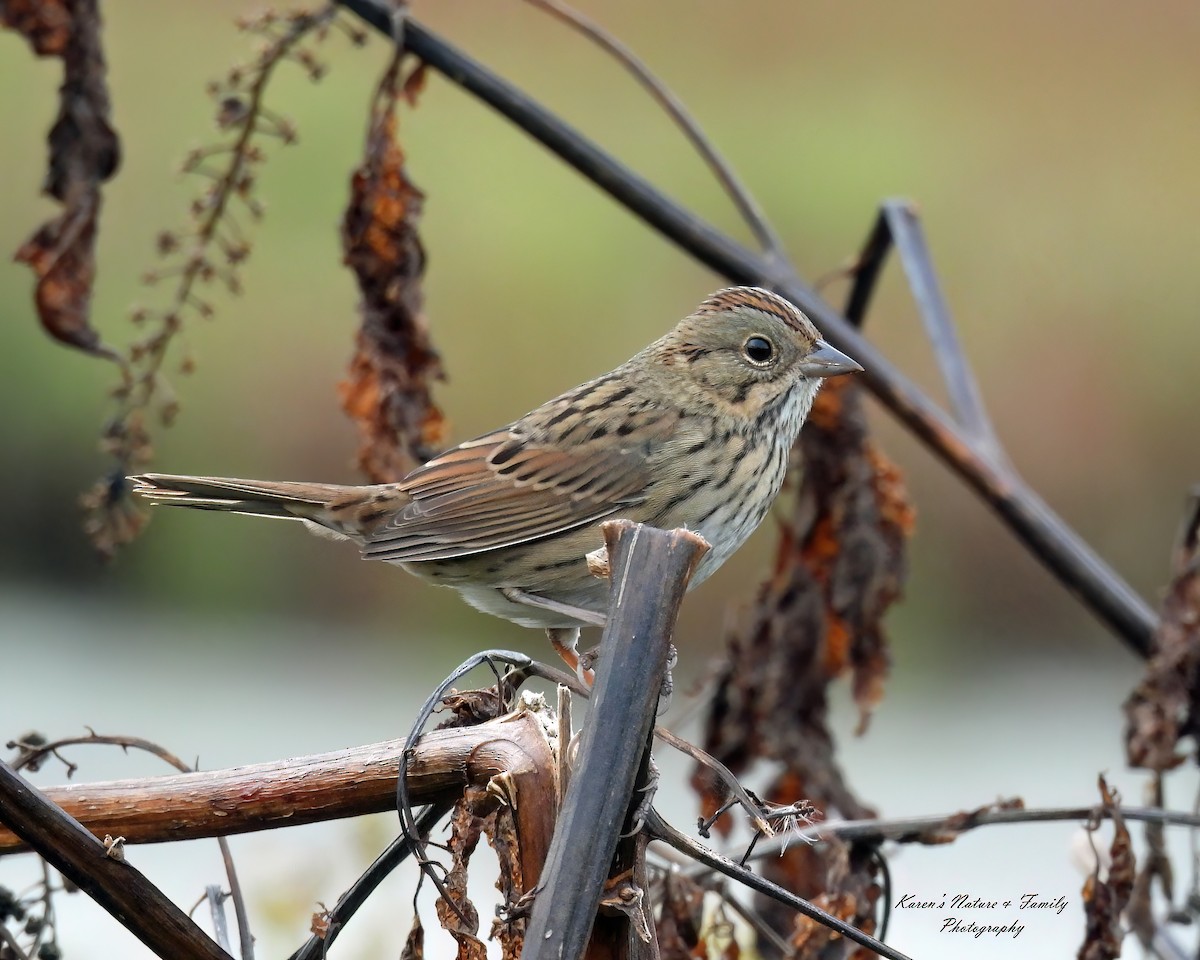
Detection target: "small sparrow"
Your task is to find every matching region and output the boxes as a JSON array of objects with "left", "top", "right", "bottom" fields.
[{"left": 131, "top": 287, "right": 860, "bottom": 669}]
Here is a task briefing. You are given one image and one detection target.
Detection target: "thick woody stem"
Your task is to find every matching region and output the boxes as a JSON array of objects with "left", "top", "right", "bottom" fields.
[
  {"left": 522, "top": 520, "right": 709, "bottom": 960},
  {"left": 0, "top": 760, "right": 232, "bottom": 960},
  {"left": 0, "top": 713, "right": 553, "bottom": 855}
]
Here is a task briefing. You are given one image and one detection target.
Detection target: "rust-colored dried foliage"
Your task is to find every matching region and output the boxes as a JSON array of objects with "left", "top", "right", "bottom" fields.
[
  {"left": 438, "top": 687, "right": 510, "bottom": 727},
  {"left": 439, "top": 796, "right": 488, "bottom": 960},
  {"left": 1078, "top": 777, "right": 1135, "bottom": 960},
  {"left": 436, "top": 783, "right": 530, "bottom": 960},
  {"left": 1125, "top": 777, "right": 1173, "bottom": 949},
  {"left": 341, "top": 54, "right": 446, "bottom": 482},
  {"left": 695, "top": 371, "right": 912, "bottom": 950},
  {"left": 5, "top": 0, "right": 120, "bottom": 359},
  {"left": 914, "top": 796, "right": 1025, "bottom": 846},
  {"left": 400, "top": 912, "right": 425, "bottom": 960},
  {"left": 655, "top": 872, "right": 707, "bottom": 959},
  {"left": 484, "top": 804, "right": 528, "bottom": 960},
  {"left": 791, "top": 892, "right": 861, "bottom": 959},
  {"left": 1124, "top": 495, "right": 1200, "bottom": 771},
  {"left": 309, "top": 908, "right": 331, "bottom": 940}
]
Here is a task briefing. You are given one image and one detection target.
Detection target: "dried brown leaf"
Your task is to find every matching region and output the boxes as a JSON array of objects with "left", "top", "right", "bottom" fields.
[
  {"left": 438, "top": 687, "right": 508, "bottom": 727},
  {"left": 6, "top": 0, "right": 121, "bottom": 360},
  {"left": 696, "top": 374, "right": 912, "bottom": 818},
  {"left": 438, "top": 796, "right": 487, "bottom": 960},
  {"left": 787, "top": 848, "right": 881, "bottom": 960},
  {"left": 655, "top": 872, "right": 705, "bottom": 959},
  {"left": 400, "top": 911, "right": 425, "bottom": 960},
  {"left": 1078, "top": 776, "right": 1134, "bottom": 960},
  {"left": 340, "top": 50, "right": 446, "bottom": 482},
  {"left": 790, "top": 892, "right": 854, "bottom": 958},
  {"left": 484, "top": 801, "right": 527, "bottom": 960},
  {"left": 1124, "top": 493, "right": 1200, "bottom": 772},
  {"left": 309, "top": 907, "right": 331, "bottom": 940},
  {"left": 695, "top": 370, "right": 909, "bottom": 946},
  {"left": 1126, "top": 787, "right": 1172, "bottom": 949},
  {"left": 1, "top": 0, "right": 71, "bottom": 56}
]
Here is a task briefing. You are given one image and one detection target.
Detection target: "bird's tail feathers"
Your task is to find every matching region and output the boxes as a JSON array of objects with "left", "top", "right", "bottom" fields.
[{"left": 128, "top": 474, "right": 367, "bottom": 536}]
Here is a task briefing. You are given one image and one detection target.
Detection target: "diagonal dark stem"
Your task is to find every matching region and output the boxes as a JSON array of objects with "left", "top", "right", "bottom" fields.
[
  {"left": 288, "top": 802, "right": 453, "bottom": 960},
  {"left": 646, "top": 809, "right": 910, "bottom": 960},
  {"left": 0, "top": 761, "right": 232, "bottom": 960},
  {"left": 337, "top": 1, "right": 1157, "bottom": 658},
  {"left": 520, "top": 0, "right": 790, "bottom": 264},
  {"left": 856, "top": 199, "right": 1005, "bottom": 459}
]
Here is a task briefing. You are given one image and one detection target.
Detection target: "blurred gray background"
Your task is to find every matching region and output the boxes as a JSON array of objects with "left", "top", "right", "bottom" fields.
[{"left": 2, "top": 2, "right": 1197, "bottom": 957}]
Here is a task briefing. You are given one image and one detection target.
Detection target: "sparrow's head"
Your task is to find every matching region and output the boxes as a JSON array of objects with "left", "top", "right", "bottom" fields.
[{"left": 651, "top": 286, "right": 861, "bottom": 419}]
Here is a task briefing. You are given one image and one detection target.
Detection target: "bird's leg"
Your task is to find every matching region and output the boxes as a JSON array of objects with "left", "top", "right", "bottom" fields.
[
  {"left": 500, "top": 587, "right": 607, "bottom": 627},
  {"left": 624, "top": 757, "right": 661, "bottom": 838},
  {"left": 545, "top": 627, "right": 584, "bottom": 680},
  {"left": 544, "top": 629, "right": 597, "bottom": 686},
  {"left": 658, "top": 643, "right": 678, "bottom": 716}
]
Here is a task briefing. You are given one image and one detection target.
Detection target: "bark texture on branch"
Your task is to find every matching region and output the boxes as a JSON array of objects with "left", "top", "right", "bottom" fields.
[{"left": 0, "top": 710, "right": 553, "bottom": 855}]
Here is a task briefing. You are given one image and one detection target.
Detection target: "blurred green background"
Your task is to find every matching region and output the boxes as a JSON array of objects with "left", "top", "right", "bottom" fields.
[
  {"left": 2, "top": 2, "right": 1198, "bottom": 957},
  {"left": 3, "top": 0, "right": 1196, "bottom": 659}
]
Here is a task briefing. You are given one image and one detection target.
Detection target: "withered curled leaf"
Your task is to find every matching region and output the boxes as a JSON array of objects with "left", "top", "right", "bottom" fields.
[
  {"left": 341, "top": 50, "right": 446, "bottom": 482},
  {"left": 438, "top": 792, "right": 487, "bottom": 960},
  {"left": 0, "top": 0, "right": 70, "bottom": 56},
  {"left": 695, "top": 367, "right": 913, "bottom": 945},
  {"left": 1124, "top": 492, "right": 1200, "bottom": 772},
  {"left": 5, "top": 0, "right": 121, "bottom": 360},
  {"left": 1078, "top": 776, "right": 1134, "bottom": 960}
]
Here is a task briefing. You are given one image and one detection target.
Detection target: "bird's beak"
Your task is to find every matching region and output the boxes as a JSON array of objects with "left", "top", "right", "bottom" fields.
[{"left": 798, "top": 339, "right": 863, "bottom": 378}]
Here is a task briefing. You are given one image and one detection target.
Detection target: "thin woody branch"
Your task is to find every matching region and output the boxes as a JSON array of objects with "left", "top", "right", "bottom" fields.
[
  {"left": 336, "top": 0, "right": 1157, "bottom": 658},
  {"left": 849, "top": 199, "right": 1004, "bottom": 460},
  {"left": 0, "top": 760, "right": 232, "bottom": 960},
  {"left": 0, "top": 712, "right": 553, "bottom": 855},
  {"left": 645, "top": 808, "right": 912, "bottom": 960},
  {"left": 709, "top": 803, "right": 1200, "bottom": 868},
  {"left": 520, "top": 0, "right": 789, "bottom": 263}
]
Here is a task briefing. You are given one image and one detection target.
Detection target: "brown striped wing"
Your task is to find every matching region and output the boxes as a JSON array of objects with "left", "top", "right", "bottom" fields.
[{"left": 361, "top": 424, "right": 662, "bottom": 563}]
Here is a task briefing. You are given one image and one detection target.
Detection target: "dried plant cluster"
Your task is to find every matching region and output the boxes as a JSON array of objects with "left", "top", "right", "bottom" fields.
[
  {"left": 697, "top": 367, "right": 914, "bottom": 951},
  {"left": 339, "top": 52, "right": 447, "bottom": 482},
  {"left": 2, "top": 2, "right": 1198, "bottom": 960},
  {"left": 76, "top": 5, "right": 358, "bottom": 559}
]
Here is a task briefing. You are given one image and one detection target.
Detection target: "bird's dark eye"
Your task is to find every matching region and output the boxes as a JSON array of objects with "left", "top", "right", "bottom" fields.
[{"left": 743, "top": 335, "right": 775, "bottom": 365}]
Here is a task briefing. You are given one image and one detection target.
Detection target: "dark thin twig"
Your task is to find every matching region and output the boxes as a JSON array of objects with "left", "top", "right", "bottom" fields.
[
  {"left": 521, "top": 659, "right": 775, "bottom": 833},
  {"left": 288, "top": 802, "right": 452, "bottom": 960},
  {"left": 395, "top": 649, "right": 532, "bottom": 925},
  {"left": 8, "top": 730, "right": 191, "bottom": 775},
  {"left": 873, "top": 848, "right": 894, "bottom": 941},
  {"left": 8, "top": 731, "right": 254, "bottom": 955},
  {"left": 654, "top": 726, "right": 771, "bottom": 836},
  {"left": 520, "top": 0, "right": 789, "bottom": 264},
  {"left": 849, "top": 200, "right": 1005, "bottom": 460},
  {"left": 216, "top": 830, "right": 254, "bottom": 960},
  {"left": 713, "top": 803, "right": 1200, "bottom": 868},
  {"left": 0, "top": 761, "right": 232, "bottom": 960},
  {"left": 206, "top": 884, "right": 232, "bottom": 955},
  {"left": 646, "top": 808, "right": 910, "bottom": 960},
  {"left": 0, "top": 925, "right": 30, "bottom": 960},
  {"left": 336, "top": 1, "right": 1158, "bottom": 657},
  {"left": 33, "top": 860, "right": 57, "bottom": 958}
]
